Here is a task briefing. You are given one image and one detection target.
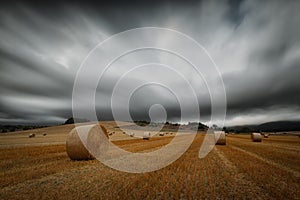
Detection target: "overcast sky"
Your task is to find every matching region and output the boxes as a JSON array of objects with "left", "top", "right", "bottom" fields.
[{"left": 0, "top": 0, "right": 300, "bottom": 126}]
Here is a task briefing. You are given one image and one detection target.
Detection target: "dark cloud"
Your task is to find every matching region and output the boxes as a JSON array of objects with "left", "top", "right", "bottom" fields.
[{"left": 0, "top": 0, "right": 299, "bottom": 125}]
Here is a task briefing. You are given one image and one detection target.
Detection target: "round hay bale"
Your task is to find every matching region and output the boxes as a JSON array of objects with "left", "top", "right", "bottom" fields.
[
  {"left": 263, "top": 133, "right": 269, "bottom": 138},
  {"left": 143, "top": 132, "right": 150, "bottom": 140},
  {"left": 214, "top": 131, "right": 226, "bottom": 145},
  {"left": 29, "top": 133, "right": 35, "bottom": 138},
  {"left": 251, "top": 132, "right": 262, "bottom": 142},
  {"left": 43, "top": 133, "right": 47, "bottom": 136},
  {"left": 129, "top": 132, "right": 135, "bottom": 137},
  {"left": 159, "top": 132, "right": 164, "bottom": 136},
  {"left": 66, "top": 124, "right": 108, "bottom": 160}
]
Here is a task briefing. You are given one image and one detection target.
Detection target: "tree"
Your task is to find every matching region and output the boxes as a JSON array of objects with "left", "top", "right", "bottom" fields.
[
  {"left": 212, "top": 124, "right": 218, "bottom": 129},
  {"left": 222, "top": 127, "right": 229, "bottom": 133},
  {"left": 64, "top": 117, "right": 89, "bottom": 124},
  {"left": 240, "top": 127, "right": 251, "bottom": 133},
  {"left": 198, "top": 122, "right": 208, "bottom": 130}
]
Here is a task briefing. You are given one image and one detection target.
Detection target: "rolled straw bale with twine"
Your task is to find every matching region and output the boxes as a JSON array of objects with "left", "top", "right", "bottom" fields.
[
  {"left": 214, "top": 131, "right": 226, "bottom": 145},
  {"left": 251, "top": 132, "right": 262, "bottom": 142},
  {"left": 66, "top": 124, "right": 108, "bottom": 160}
]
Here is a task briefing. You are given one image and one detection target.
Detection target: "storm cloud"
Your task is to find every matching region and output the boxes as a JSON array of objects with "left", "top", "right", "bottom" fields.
[{"left": 0, "top": 0, "right": 299, "bottom": 126}]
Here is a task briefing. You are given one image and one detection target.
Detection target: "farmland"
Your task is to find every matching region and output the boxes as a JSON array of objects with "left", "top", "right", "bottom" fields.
[{"left": 0, "top": 122, "right": 299, "bottom": 199}]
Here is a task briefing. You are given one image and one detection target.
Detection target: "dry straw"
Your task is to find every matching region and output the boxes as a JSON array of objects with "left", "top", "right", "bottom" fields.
[
  {"left": 66, "top": 124, "right": 108, "bottom": 160},
  {"left": 214, "top": 131, "right": 226, "bottom": 145},
  {"left": 251, "top": 132, "right": 262, "bottom": 142}
]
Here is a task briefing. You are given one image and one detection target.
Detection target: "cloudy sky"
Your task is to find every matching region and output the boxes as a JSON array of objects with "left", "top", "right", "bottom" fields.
[{"left": 0, "top": 0, "right": 299, "bottom": 126}]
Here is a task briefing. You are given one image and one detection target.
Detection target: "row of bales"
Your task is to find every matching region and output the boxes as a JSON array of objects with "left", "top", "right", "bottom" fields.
[
  {"left": 143, "top": 131, "right": 174, "bottom": 139},
  {"left": 65, "top": 126, "right": 156, "bottom": 160},
  {"left": 64, "top": 128, "right": 226, "bottom": 160},
  {"left": 251, "top": 132, "right": 271, "bottom": 142},
  {"left": 213, "top": 131, "right": 268, "bottom": 145},
  {"left": 65, "top": 124, "right": 181, "bottom": 160},
  {"left": 28, "top": 133, "right": 47, "bottom": 138},
  {"left": 65, "top": 124, "right": 269, "bottom": 161},
  {"left": 108, "top": 130, "right": 174, "bottom": 139},
  {"left": 108, "top": 131, "right": 174, "bottom": 137}
]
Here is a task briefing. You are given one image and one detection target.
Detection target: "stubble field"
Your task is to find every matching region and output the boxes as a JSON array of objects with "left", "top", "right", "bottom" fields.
[{"left": 0, "top": 122, "right": 299, "bottom": 199}]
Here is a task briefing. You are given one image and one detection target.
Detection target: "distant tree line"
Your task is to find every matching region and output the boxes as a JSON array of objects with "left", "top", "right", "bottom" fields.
[
  {"left": 0, "top": 125, "right": 47, "bottom": 133},
  {"left": 132, "top": 120, "right": 208, "bottom": 131}
]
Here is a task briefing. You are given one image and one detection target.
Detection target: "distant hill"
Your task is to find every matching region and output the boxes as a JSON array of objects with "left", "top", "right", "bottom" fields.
[
  {"left": 257, "top": 121, "right": 300, "bottom": 132},
  {"left": 228, "top": 120, "right": 300, "bottom": 133}
]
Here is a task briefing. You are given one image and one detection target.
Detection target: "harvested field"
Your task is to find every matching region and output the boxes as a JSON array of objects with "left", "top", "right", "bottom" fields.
[{"left": 0, "top": 123, "right": 299, "bottom": 199}]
